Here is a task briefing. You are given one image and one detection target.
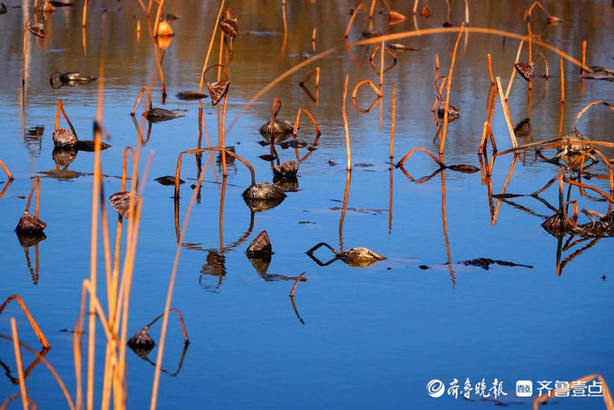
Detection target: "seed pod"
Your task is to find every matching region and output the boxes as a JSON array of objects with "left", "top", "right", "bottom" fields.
[{"left": 514, "top": 62, "right": 535, "bottom": 81}]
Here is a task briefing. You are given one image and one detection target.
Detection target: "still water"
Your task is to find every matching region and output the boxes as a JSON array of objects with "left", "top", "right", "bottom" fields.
[{"left": 0, "top": 0, "right": 613, "bottom": 408}]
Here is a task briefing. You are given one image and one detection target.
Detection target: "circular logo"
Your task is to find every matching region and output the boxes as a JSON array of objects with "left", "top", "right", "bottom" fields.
[{"left": 427, "top": 379, "right": 445, "bottom": 398}]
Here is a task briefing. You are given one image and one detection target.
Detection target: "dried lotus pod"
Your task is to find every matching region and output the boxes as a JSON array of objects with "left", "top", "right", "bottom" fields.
[
  {"left": 16, "top": 211, "right": 47, "bottom": 234},
  {"left": 52, "top": 147, "right": 78, "bottom": 167},
  {"left": 542, "top": 213, "right": 573, "bottom": 237},
  {"left": 127, "top": 328, "right": 155, "bottom": 358},
  {"left": 203, "top": 64, "right": 230, "bottom": 106},
  {"left": 339, "top": 247, "right": 385, "bottom": 267},
  {"left": 437, "top": 102, "right": 460, "bottom": 120},
  {"left": 388, "top": 10, "right": 406, "bottom": 24},
  {"left": 514, "top": 62, "right": 535, "bottom": 81},
  {"left": 29, "top": 23, "right": 45, "bottom": 38},
  {"left": 109, "top": 192, "right": 133, "bottom": 218},
  {"left": 246, "top": 231, "right": 272, "bottom": 256},
  {"left": 242, "top": 182, "right": 286, "bottom": 201},
  {"left": 52, "top": 128, "right": 78, "bottom": 148}
]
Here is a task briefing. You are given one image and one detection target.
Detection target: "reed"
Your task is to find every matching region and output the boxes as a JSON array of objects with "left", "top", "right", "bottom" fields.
[
  {"left": 342, "top": 75, "right": 352, "bottom": 171},
  {"left": 581, "top": 40, "right": 587, "bottom": 74},
  {"left": 10, "top": 318, "right": 29, "bottom": 410},
  {"left": 496, "top": 77, "right": 518, "bottom": 148},
  {"left": 0, "top": 295, "right": 50, "bottom": 349},
  {"left": 438, "top": 23, "right": 464, "bottom": 158},
  {"left": 560, "top": 55, "right": 565, "bottom": 103},
  {"left": 198, "top": 0, "right": 226, "bottom": 93},
  {"left": 0, "top": 159, "right": 14, "bottom": 181},
  {"left": 389, "top": 81, "right": 396, "bottom": 160},
  {"left": 81, "top": 0, "right": 88, "bottom": 27}
]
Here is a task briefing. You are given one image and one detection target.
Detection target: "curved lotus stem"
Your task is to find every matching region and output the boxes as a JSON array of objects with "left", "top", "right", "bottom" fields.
[
  {"left": 369, "top": 44, "right": 397, "bottom": 74},
  {"left": 54, "top": 100, "right": 77, "bottom": 137},
  {"left": 292, "top": 107, "right": 321, "bottom": 162},
  {"left": 439, "top": 24, "right": 464, "bottom": 157},
  {"left": 174, "top": 148, "right": 255, "bottom": 198},
  {"left": 344, "top": 2, "right": 368, "bottom": 38},
  {"left": 130, "top": 86, "right": 153, "bottom": 115},
  {"left": 24, "top": 177, "right": 41, "bottom": 217},
  {"left": 299, "top": 67, "right": 320, "bottom": 88},
  {"left": 396, "top": 147, "right": 444, "bottom": 168},
  {"left": 203, "top": 63, "right": 229, "bottom": 84},
  {"left": 121, "top": 147, "right": 136, "bottom": 192},
  {"left": 0, "top": 295, "right": 50, "bottom": 350},
  {"left": 0, "top": 159, "right": 13, "bottom": 181},
  {"left": 152, "top": 0, "right": 165, "bottom": 37},
  {"left": 351, "top": 79, "right": 383, "bottom": 114},
  {"left": 573, "top": 101, "right": 614, "bottom": 130},
  {"left": 197, "top": 0, "right": 226, "bottom": 93},
  {"left": 140, "top": 308, "right": 189, "bottom": 343}
]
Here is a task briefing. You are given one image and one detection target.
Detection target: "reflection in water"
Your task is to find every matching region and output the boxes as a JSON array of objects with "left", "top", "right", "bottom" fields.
[{"left": 16, "top": 232, "right": 46, "bottom": 285}]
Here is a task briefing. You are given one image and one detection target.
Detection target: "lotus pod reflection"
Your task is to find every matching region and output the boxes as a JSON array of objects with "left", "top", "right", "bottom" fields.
[{"left": 273, "top": 160, "right": 299, "bottom": 178}]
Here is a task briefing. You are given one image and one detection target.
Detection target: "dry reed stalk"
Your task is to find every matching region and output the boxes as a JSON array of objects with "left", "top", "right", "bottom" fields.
[
  {"left": 496, "top": 77, "right": 518, "bottom": 148},
  {"left": 149, "top": 152, "right": 213, "bottom": 410},
  {"left": 338, "top": 170, "right": 352, "bottom": 252},
  {"left": 114, "top": 154, "right": 151, "bottom": 407},
  {"left": 505, "top": 35, "right": 527, "bottom": 100},
  {"left": 226, "top": 27, "right": 593, "bottom": 136},
  {"left": 342, "top": 75, "right": 352, "bottom": 170},
  {"left": 412, "top": 0, "right": 419, "bottom": 14},
  {"left": 435, "top": 54, "right": 440, "bottom": 81},
  {"left": 81, "top": 0, "right": 88, "bottom": 27},
  {"left": 438, "top": 23, "right": 464, "bottom": 158},
  {"left": 560, "top": 56, "right": 565, "bottom": 104},
  {"left": 281, "top": 0, "right": 288, "bottom": 56},
  {"left": 389, "top": 81, "right": 396, "bottom": 160},
  {"left": 198, "top": 0, "right": 226, "bottom": 93},
  {"left": 388, "top": 167, "right": 393, "bottom": 232},
  {"left": 152, "top": 0, "right": 165, "bottom": 37},
  {"left": 23, "top": 177, "right": 41, "bottom": 217},
  {"left": 439, "top": 169, "right": 456, "bottom": 285},
  {"left": 581, "top": 40, "right": 587, "bottom": 74},
  {"left": 464, "top": 0, "right": 469, "bottom": 23},
  {"left": 10, "top": 318, "right": 29, "bottom": 410},
  {"left": 312, "top": 27, "right": 317, "bottom": 52},
  {"left": 487, "top": 53, "right": 494, "bottom": 85},
  {"left": 558, "top": 102, "right": 564, "bottom": 138},
  {"left": 478, "top": 121, "right": 489, "bottom": 154},
  {"left": 0, "top": 295, "right": 50, "bottom": 349},
  {"left": 344, "top": 2, "right": 367, "bottom": 38},
  {"left": 81, "top": 27, "right": 87, "bottom": 57},
  {"left": 379, "top": 40, "right": 384, "bottom": 90},
  {"left": 146, "top": 0, "right": 154, "bottom": 15},
  {"left": 0, "top": 159, "right": 14, "bottom": 181}
]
